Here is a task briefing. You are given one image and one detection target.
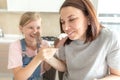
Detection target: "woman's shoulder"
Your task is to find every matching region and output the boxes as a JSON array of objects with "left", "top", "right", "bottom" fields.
[
  {"left": 101, "top": 27, "right": 120, "bottom": 42},
  {"left": 101, "top": 27, "right": 118, "bottom": 37}
]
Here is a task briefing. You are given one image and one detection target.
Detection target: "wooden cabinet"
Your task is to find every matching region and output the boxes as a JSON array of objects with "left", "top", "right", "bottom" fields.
[
  {"left": 0, "top": 43, "right": 12, "bottom": 77},
  {"left": 0, "top": 0, "right": 7, "bottom": 11}
]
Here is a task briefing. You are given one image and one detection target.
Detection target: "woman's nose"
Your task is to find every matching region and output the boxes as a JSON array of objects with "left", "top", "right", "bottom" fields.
[{"left": 64, "top": 23, "right": 69, "bottom": 30}]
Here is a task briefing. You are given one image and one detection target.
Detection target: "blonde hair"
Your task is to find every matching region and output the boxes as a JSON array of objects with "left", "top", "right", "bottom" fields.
[{"left": 19, "top": 12, "right": 41, "bottom": 27}]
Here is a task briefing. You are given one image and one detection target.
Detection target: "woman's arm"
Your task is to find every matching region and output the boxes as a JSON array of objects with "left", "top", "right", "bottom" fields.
[
  {"left": 95, "top": 68, "right": 120, "bottom": 80},
  {"left": 39, "top": 47, "right": 66, "bottom": 72},
  {"left": 46, "top": 35, "right": 68, "bottom": 72},
  {"left": 45, "top": 57, "right": 66, "bottom": 72},
  {"left": 43, "top": 35, "right": 68, "bottom": 72}
]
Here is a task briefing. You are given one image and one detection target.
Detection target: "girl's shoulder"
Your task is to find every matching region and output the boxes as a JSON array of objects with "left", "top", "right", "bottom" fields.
[{"left": 10, "top": 40, "right": 21, "bottom": 47}]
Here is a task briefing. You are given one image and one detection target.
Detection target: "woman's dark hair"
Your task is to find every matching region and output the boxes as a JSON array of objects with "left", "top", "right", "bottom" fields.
[{"left": 59, "top": 0, "right": 101, "bottom": 45}]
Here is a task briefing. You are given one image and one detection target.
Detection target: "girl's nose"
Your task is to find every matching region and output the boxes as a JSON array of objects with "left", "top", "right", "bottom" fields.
[{"left": 34, "top": 28, "right": 38, "bottom": 33}]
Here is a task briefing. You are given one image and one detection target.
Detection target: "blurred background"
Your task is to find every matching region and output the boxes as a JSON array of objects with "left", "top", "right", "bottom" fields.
[{"left": 0, "top": 0, "right": 120, "bottom": 80}]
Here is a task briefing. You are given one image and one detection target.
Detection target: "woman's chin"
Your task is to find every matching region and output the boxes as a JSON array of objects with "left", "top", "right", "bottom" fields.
[
  {"left": 69, "top": 36, "right": 79, "bottom": 40},
  {"left": 69, "top": 37, "right": 76, "bottom": 40}
]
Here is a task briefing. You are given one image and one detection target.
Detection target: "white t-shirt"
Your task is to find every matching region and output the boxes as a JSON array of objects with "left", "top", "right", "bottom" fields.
[{"left": 56, "top": 27, "right": 120, "bottom": 80}]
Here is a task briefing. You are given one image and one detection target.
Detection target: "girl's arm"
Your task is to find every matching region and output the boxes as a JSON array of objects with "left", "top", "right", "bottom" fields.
[
  {"left": 13, "top": 54, "right": 44, "bottom": 80},
  {"left": 13, "top": 40, "right": 50, "bottom": 80}
]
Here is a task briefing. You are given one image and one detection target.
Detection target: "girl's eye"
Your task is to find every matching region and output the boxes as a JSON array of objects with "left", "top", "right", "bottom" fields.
[
  {"left": 61, "top": 21, "right": 65, "bottom": 25},
  {"left": 29, "top": 26, "right": 33, "bottom": 29},
  {"left": 37, "top": 26, "right": 40, "bottom": 29}
]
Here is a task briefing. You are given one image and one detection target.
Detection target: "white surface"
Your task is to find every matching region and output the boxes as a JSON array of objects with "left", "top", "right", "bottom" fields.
[
  {"left": 0, "top": 34, "right": 23, "bottom": 43},
  {"left": 7, "top": 0, "right": 64, "bottom": 12},
  {"left": 0, "top": 34, "right": 54, "bottom": 45},
  {"left": 98, "top": 0, "right": 120, "bottom": 13}
]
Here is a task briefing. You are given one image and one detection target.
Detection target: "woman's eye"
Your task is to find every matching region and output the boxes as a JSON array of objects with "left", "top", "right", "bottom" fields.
[
  {"left": 69, "top": 18, "right": 75, "bottom": 22},
  {"left": 69, "top": 17, "right": 78, "bottom": 22}
]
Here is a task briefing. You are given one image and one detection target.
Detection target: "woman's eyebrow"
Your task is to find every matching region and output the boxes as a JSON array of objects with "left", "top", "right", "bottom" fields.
[
  {"left": 68, "top": 14, "right": 74, "bottom": 18},
  {"left": 60, "top": 14, "right": 74, "bottom": 21}
]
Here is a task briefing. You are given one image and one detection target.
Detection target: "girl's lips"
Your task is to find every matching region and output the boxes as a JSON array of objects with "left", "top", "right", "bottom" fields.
[
  {"left": 30, "top": 34, "right": 35, "bottom": 38},
  {"left": 29, "top": 34, "right": 36, "bottom": 39}
]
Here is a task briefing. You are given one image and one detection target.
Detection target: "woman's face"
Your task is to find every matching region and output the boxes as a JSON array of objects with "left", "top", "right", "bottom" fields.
[
  {"left": 20, "top": 19, "right": 41, "bottom": 43},
  {"left": 60, "top": 6, "right": 89, "bottom": 41}
]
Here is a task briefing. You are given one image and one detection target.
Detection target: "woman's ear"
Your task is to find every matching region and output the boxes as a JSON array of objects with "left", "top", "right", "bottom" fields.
[{"left": 87, "top": 18, "right": 91, "bottom": 25}]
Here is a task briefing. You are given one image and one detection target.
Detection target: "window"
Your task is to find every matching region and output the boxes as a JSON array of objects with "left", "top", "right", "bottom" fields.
[{"left": 98, "top": 0, "right": 120, "bottom": 33}]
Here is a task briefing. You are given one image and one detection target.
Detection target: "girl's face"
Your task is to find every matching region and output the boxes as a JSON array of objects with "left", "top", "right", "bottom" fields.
[
  {"left": 20, "top": 19, "right": 41, "bottom": 43},
  {"left": 60, "top": 6, "right": 89, "bottom": 41}
]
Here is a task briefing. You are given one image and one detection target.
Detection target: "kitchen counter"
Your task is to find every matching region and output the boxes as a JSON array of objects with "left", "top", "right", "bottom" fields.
[
  {"left": 0, "top": 34, "right": 23, "bottom": 43},
  {"left": 0, "top": 34, "right": 54, "bottom": 46}
]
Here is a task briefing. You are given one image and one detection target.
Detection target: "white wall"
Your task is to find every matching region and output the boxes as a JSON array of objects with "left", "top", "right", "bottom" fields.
[
  {"left": 98, "top": 0, "right": 120, "bottom": 13},
  {"left": 7, "top": 0, "right": 64, "bottom": 12},
  {"left": 90, "top": 0, "right": 99, "bottom": 12}
]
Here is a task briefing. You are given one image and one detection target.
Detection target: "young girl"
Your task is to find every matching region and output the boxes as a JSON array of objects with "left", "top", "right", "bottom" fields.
[{"left": 8, "top": 12, "right": 57, "bottom": 80}]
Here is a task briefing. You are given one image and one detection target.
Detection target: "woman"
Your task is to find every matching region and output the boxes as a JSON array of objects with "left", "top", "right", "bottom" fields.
[
  {"left": 45, "top": 0, "right": 120, "bottom": 80},
  {"left": 8, "top": 12, "right": 57, "bottom": 80}
]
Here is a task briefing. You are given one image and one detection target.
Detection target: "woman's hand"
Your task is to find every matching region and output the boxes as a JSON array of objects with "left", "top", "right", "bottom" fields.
[
  {"left": 38, "top": 47, "right": 58, "bottom": 60},
  {"left": 54, "top": 36, "right": 68, "bottom": 48}
]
